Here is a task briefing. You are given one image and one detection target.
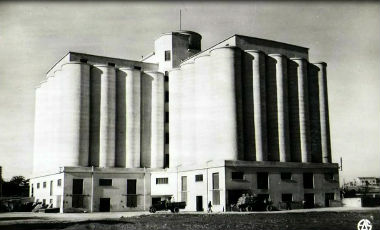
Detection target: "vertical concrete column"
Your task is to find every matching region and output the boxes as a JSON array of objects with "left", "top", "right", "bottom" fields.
[
  {"left": 60, "top": 62, "right": 90, "bottom": 167},
  {"left": 146, "top": 71, "right": 164, "bottom": 168},
  {"left": 194, "top": 55, "right": 211, "bottom": 164},
  {"left": 247, "top": 50, "right": 268, "bottom": 161},
  {"left": 209, "top": 46, "right": 244, "bottom": 161},
  {"left": 290, "top": 58, "right": 311, "bottom": 163},
  {"left": 116, "top": 67, "right": 141, "bottom": 168},
  {"left": 314, "top": 62, "right": 331, "bottom": 163},
  {"left": 168, "top": 68, "right": 182, "bottom": 168},
  {"left": 268, "top": 54, "right": 290, "bottom": 162},
  {"left": 95, "top": 64, "right": 116, "bottom": 167}
]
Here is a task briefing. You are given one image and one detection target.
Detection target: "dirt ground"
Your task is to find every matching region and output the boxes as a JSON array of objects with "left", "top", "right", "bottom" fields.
[{"left": 0, "top": 209, "right": 379, "bottom": 230}]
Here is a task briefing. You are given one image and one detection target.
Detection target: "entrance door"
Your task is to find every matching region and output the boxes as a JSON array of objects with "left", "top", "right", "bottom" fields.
[
  {"left": 196, "top": 196, "right": 203, "bottom": 212},
  {"left": 304, "top": 193, "right": 314, "bottom": 208},
  {"left": 99, "top": 198, "right": 110, "bottom": 212},
  {"left": 72, "top": 179, "right": 84, "bottom": 208},
  {"left": 325, "top": 193, "right": 335, "bottom": 207}
]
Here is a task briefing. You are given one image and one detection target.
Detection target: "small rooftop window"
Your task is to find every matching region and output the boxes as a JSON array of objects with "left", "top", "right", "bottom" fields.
[{"left": 165, "top": 51, "right": 171, "bottom": 61}]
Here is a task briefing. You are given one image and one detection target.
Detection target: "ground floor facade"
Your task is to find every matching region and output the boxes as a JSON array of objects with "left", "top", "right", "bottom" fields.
[{"left": 30, "top": 161, "right": 340, "bottom": 213}]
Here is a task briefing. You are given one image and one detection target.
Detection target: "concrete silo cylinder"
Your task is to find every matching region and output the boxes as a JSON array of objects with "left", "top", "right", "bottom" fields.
[
  {"left": 209, "top": 46, "right": 243, "bottom": 161},
  {"left": 93, "top": 65, "right": 116, "bottom": 167},
  {"left": 314, "top": 62, "right": 331, "bottom": 163},
  {"left": 246, "top": 50, "right": 268, "bottom": 161},
  {"left": 268, "top": 54, "right": 290, "bottom": 162},
  {"left": 116, "top": 67, "right": 141, "bottom": 168},
  {"left": 290, "top": 58, "right": 311, "bottom": 163},
  {"left": 193, "top": 55, "right": 211, "bottom": 164},
  {"left": 168, "top": 68, "right": 182, "bottom": 168},
  {"left": 145, "top": 71, "right": 164, "bottom": 168},
  {"left": 60, "top": 62, "right": 90, "bottom": 167}
]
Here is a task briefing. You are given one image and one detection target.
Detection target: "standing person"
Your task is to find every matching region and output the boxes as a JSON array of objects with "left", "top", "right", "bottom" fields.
[{"left": 208, "top": 201, "right": 213, "bottom": 213}]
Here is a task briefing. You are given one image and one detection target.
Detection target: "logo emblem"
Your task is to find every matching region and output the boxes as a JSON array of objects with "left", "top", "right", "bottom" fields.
[{"left": 357, "top": 219, "right": 372, "bottom": 230}]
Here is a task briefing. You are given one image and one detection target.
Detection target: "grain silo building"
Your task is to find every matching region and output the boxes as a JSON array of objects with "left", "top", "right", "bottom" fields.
[{"left": 30, "top": 30, "right": 339, "bottom": 212}]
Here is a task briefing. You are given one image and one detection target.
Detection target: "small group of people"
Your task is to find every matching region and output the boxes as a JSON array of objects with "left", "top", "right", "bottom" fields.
[{"left": 237, "top": 193, "right": 258, "bottom": 207}]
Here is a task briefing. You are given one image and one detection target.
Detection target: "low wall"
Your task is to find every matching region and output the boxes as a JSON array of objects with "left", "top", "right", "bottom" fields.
[{"left": 342, "top": 198, "right": 361, "bottom": 207}]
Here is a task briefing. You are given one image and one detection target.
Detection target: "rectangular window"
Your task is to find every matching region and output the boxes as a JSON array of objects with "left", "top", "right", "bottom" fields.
[
  {"left": 50, "top": 199, "right": 53, "bottom": 204},
  {"left": 181, "top": 176, "right": 187, "bottom": 191},
  {"left": 31, "top": 184, "right": 34, "bottom": 197},
  {"left": 231, "top": 172, "right": 244, "bottom": 180},
  {"left": 303, "top": 173, "right": 314, "bottom": 189},
  {"left": 281, "top": 173, "right": 292, "bottom": 180},
  {"left": 282, "top": 193, "right": 293, "bottom": 202},
  {"left": 99, "top": 179, "right": 112, "bottom": 186},
  {"left": 37, "top": 183, "right": 40, "bottom": 189},
  {"left": 156, "top": 178, "right": 168, "bottom": 184},
  {"left": 212, "top": 173, "right": 219, "bottom": 189},
  {"left": 213, "top": 190, "right": 220, "bottom": 205},
  {"left": 165, "top": 132, "right": 169, "bottom": 144},
  {"left": 181, "top": 176, "right": 187, "bottom": 202},
  {"left": 212, "top": 173, "right": 220, "bottom": 205},
  {"left": 57, "top": 179, "right": 62, "bottom": 186},
  {"left": 257, "top": 172, "right": 269, "bottom": 189},
  {"left": 43, "top": 182, "right": 46, "bottom": 188},
  {"left": 165, "top": 92, "right": 169, "bottom": 103},
  {"left": 195, "top": 174, "right": 203, "bottom": 182},
  {"left": 165, "top": 112, "right": 169, "bottom": 123},
  {"left": 164, "top": 50, "right": 171, "bottom": 61},
  {"left": 42, "top": 199, "right": 46, "bottom": 205},
  {"left": 127, "top": 179, "right": 137, "bottom": 208},
  {"left": 50, "top": 180, "right": 53, "bottom": 196},
  {"left": 164, "top": 154, "right": 169, "bottom": 168}
]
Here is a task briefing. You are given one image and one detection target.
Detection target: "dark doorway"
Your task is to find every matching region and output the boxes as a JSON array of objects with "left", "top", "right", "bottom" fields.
[
  {"left": 127, "top": 179, "right": 137, "bottom": 207},
  {"left": 72, "top": 179, "right": 83, "bottom": 195},
  {"left": 99, "top": 198, "right": 110, "bottom": 212},
  {"left": 72, "top": 179, "right": 84, "bottom": 208},
  {"left": 325, "top": 193, "right": 335, "bottom": 207},
  {"left": 304, "top": 193, "right": 314, "bottom": 208},
  {"left": 303, "top": 173, "right": 314, "bottom": 189},
  {"left": 196, "top": 196, "right": 203, "bottom": 212},
  {"left": 227, "top": 190, "right": 249, "bottom": 207},
  {"left": 257, "top": 172, "right": 269, "bottom": 189}
]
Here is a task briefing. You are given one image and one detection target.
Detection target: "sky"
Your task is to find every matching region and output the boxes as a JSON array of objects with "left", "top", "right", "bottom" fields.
[{"left": 0, "top": 1, "right": 379, "bottom": 182}]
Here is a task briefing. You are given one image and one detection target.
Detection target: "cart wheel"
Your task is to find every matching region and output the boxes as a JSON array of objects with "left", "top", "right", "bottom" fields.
[
  {"left": 150, "top": 207, "right": 156, "bottom": 213},
  {"left": 174, "top": 207, "right": 179, "bottom": 213},
  {"left": 266, "top": 205, "right": 273, "bottom": 212}
]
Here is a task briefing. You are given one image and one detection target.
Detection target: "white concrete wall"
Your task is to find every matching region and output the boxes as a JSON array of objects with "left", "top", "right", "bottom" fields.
[
  {"left": 61, "top": 168, "right": 150, "bottom": 212},
  {"left": 151, "top": 165, "right": 226, "bottom": 212},
  {"left": 30, "top": 173, "right": 64, "bottom": 211}
]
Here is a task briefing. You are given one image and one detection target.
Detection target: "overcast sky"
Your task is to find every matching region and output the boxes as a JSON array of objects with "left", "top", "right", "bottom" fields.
[{"left": 0, "top": 1, "right": 379, "bottom": 182}]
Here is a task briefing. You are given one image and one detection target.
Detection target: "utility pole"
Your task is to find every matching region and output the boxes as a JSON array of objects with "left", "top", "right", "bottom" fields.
[{"left": 180, "top": 10, "right": 182, "bottom": 30}]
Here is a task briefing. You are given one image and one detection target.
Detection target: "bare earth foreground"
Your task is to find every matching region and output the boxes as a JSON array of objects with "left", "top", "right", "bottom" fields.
[{"left": 0, "top": 208, "right": 379, "bottom": 230}]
